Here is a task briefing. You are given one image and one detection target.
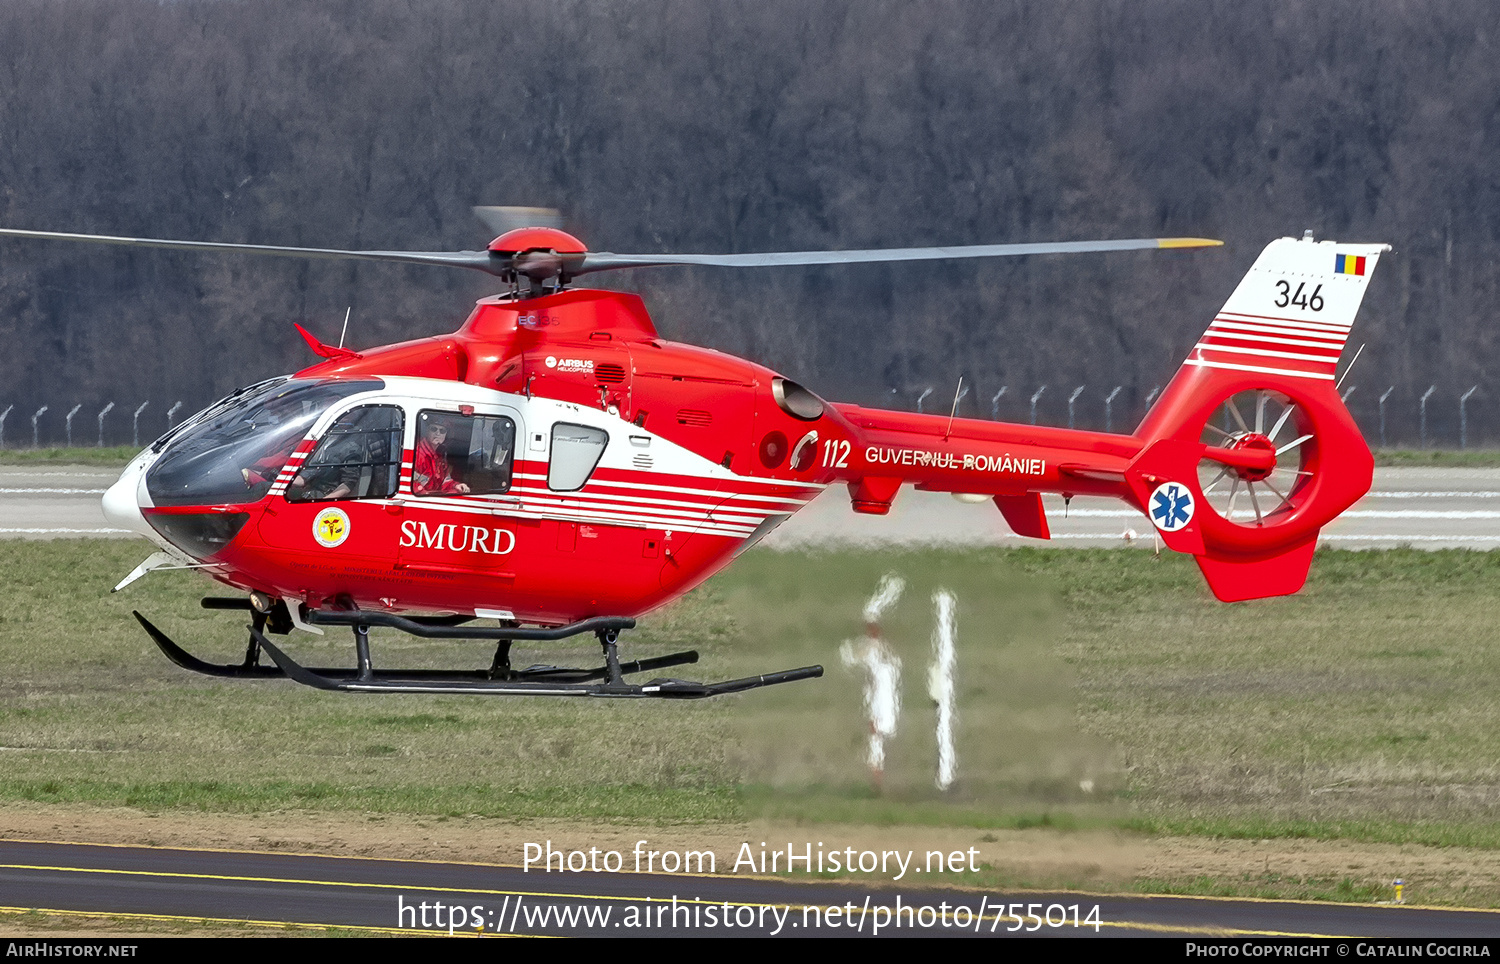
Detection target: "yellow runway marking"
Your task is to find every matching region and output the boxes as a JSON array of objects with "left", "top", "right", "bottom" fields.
[
  {"left": 0, "top": 861, "right": 845, "bottom": 912},
  {"left": 4, "top": 844, "right": 1489, "bottom": 937},
  {"left": 7, "top": 836, "right": 1497, "bottom": 916},
  {"left": 0, "top": 865, "right": 1357, "bottom": 938},
  {"left": 0, "top": 904, "right": 546, "bottom": 937}
]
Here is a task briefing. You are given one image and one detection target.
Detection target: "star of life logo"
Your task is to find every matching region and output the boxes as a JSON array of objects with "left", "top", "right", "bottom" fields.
[{"left": 1149, "top": 481, "right": 1194, "bottom": 532}]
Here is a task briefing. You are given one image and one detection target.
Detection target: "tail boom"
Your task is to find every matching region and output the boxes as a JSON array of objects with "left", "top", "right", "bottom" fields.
[{"left": 828, "top": 405, "right": 1144, "bottom": 510}]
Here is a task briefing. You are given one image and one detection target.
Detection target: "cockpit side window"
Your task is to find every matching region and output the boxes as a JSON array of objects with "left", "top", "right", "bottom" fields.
[
  {"left": 144, "top": 377, "right": 383, "bottom": 507},
  {"left": 286, "top": 405, "right": 404, "bottom": 502},
  {"left": 548, "top": 423, "right": 608, "bottom": 492},
  {"left": 414, "top": 409, "right": 516, "bottom": 496}
]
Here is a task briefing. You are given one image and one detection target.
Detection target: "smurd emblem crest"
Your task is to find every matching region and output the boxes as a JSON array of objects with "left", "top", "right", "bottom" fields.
[
  {"left": 313, "top": 507, "right": 351, "bottom": 547},
  {"left": 1149, "top": 481, "right": 1194, "bottom": 532}
]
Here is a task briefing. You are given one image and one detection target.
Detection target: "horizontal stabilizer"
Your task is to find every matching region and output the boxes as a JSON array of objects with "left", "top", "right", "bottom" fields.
[{"left": 1195, "top": 537, "right": 1318, "bottom": 603}]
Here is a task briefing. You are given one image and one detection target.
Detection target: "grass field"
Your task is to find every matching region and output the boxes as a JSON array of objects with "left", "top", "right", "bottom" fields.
[
  {"left": 0, "top": 446, "right": 141, "bottom": 466},
  {"left": 1372, "top": 449, "right": 1500, "bottom": 468},
  {"left": 5, "top": 538, "right": 1500, "bottom": 903}
]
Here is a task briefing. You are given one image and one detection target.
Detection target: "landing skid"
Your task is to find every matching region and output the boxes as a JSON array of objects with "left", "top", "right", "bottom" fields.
[{"left": 135, "top": 599, "right": 823, "bottom": 699}]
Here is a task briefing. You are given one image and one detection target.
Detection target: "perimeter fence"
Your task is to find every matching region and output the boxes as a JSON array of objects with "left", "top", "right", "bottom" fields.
[{"left": 1, "top": 384, "right": 1496, "bottom": 451}]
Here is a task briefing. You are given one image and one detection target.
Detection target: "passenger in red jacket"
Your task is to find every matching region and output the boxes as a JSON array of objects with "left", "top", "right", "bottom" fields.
[{"left": 413, "top": 418, "right": 470, "bottom": 495}]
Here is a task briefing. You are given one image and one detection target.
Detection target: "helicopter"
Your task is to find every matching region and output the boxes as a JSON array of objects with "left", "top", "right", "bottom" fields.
[{"left": 0, "top": 212, "right": 1388, "bottom": 698}]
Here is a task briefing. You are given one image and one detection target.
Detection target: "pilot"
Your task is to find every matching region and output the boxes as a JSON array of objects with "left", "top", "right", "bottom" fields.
[
  {"left": 414, "top": 416, "right": 470, "bottom": 495},
  {"left": 294, "top": 413, "right": 394, "bottom": 500},
  {"left": 241, "top": 440, "right": 302, "bottom": 493}
]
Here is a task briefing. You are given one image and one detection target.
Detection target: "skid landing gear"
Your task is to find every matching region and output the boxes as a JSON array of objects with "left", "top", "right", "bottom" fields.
[{"left": 135, "top": 598, "right": 823, "bottom": 699}]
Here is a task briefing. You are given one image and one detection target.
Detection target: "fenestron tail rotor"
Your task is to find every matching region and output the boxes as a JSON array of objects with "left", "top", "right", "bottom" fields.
[{"left": 1197, "top": 389, "right": 1315, "bottom": 528}]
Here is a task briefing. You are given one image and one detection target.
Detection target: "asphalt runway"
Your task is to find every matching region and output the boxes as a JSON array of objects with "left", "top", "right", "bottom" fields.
[
  {"left": 766, "top": 466, "right": 1500, "bottom": 550},
  {"left": 2, "top": 839, "right": 1496, "bottom": 938},
  {"left": 0, "top": 466, "right": 124, "bottom": 538},
  {"left": 5, "top": 464, "right": 1500, "bottom": 549}
]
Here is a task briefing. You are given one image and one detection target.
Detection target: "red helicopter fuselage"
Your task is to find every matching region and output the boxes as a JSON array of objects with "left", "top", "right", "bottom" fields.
[
  {"left": 108, "top": 285, "right": 1152, "bottom": 625},
  {"left": 104, "top": 235, "right": 1388, "bottom": 625}
]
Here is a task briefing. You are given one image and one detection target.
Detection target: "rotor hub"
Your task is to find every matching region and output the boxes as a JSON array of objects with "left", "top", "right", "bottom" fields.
[
  {"left": 487, "top": 227, "right": 588, "bottom": 256},
  {"left": 1229, "top": 432, "right": 1276, "bottom": 482},
  {"left": 488, "top": 227, "right": 590, "bottom": 293}
]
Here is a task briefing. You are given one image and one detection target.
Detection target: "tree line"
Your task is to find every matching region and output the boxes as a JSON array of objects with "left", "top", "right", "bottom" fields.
[{"left": 1, "top": 0, "right": 1498, "bottom": 444}]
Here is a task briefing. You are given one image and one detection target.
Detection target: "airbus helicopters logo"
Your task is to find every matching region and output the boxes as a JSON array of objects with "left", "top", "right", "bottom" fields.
[
  {"left": 546, "top": 355, "right": 594, "bottom": 374},
  {"left": 1149, "top": 482, "right": 1195, "bottom": 532},
  {"left": 313, "top": 508, "right": 351, "bottom": 547}
]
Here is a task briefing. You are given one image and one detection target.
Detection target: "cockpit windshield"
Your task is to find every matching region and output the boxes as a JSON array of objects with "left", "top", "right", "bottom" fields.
[{"left": 145, "top": 378, "right": 384, "bottom": 506}]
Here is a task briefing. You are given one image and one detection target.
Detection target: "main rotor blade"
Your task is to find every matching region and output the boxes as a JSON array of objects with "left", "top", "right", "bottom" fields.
[
  {"left": 576, "top": 237, "right": 1222, "bottom": 274},
  {"left": 0, "top": 227, "right": 497, "bottom": 273},
  {"left": 0, "top": 226, "right": 1222, "bottom": 280}
]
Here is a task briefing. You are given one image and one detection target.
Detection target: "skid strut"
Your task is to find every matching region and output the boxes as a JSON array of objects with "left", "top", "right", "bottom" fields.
[{"left": 135, "top": 599, "right": 823, "bottom": 699}]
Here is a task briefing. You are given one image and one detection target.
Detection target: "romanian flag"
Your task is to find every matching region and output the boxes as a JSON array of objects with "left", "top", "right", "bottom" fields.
[{"left": 1335, "top": 253, "right": 1366, "bottom": 276}]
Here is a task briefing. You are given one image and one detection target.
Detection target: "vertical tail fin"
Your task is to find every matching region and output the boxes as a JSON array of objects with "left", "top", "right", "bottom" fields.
[{"left": 1126, "top": 235, "right": 1390, "bottom": 601}]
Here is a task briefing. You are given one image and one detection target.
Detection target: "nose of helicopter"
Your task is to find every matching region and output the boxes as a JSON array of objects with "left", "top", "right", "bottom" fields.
[{"left": 102, "top": 457, "right": 156, "bottom": 539}]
